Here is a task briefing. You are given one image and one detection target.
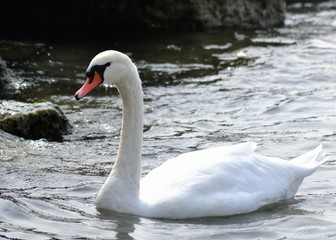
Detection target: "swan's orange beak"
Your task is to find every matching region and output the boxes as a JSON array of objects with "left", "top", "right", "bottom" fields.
[{"left": 75, "top": 71, "right": 102, "bottom": 101}]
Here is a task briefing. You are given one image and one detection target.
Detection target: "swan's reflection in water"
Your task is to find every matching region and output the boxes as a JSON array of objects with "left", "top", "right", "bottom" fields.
[{"left": 98, "top": 210, "right": 140, "bottom": 240}]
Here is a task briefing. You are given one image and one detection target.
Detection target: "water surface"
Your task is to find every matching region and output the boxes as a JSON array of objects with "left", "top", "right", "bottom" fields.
[{"left": 1, "top": 2, "right": 336, "bottom": 239}]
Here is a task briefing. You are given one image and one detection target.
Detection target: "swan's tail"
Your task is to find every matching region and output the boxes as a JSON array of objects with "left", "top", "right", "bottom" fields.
[{"left": 290, "top": 144, "right": 328, "bottom": 173}]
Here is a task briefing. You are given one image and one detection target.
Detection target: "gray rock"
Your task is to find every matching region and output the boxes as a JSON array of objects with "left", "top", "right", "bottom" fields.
[
  {"left": 193, "top": 0, "right": 286, "bottom": 29},
  {"left": 142, "top": 0, "right": 286, "bottom": 30},
  {"left": 0, "top": 58, "right": 71, "bottom": 141},
  {"left": 0, "top": 101, "right": 71, "bottom": 141}
]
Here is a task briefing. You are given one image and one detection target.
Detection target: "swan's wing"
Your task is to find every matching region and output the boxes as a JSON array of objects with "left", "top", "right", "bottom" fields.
[
  {"left": 141, "top": 142, "right": 257, "bottom": 194},
  {"left": 139, "top": 142, "right": 308, "bottom": 218}
]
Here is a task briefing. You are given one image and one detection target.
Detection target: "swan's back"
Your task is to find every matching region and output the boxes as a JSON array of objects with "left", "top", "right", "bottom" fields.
[{"left": 139, "top": 142, "right": 327, "bottom": 219}]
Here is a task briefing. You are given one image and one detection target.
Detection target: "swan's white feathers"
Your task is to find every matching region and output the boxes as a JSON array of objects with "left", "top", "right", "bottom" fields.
[
  {"left": 138, "top": 142, "right": 319, "bottom": 218},
  {"left": 290, "top": 144, "right": 327, "bottom": 170}
]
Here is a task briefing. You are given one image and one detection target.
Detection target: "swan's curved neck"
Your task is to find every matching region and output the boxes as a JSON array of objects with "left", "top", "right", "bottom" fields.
[
  {"left": 96, "top": 65, "right": 143, "bottom": 212},
  {"left": 114, "top": 71, "right": 143, "bottom": 187}
]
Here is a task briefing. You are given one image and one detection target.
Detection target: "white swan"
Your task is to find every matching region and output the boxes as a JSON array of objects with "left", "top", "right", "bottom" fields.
[{"left": 75, "top": 50, "right": 328, "bottom": 219}]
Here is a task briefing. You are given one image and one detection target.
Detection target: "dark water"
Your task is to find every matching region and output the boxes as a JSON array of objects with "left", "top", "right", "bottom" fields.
[{"left": 1, "top": 2, "right": 336, "bottom": 239}]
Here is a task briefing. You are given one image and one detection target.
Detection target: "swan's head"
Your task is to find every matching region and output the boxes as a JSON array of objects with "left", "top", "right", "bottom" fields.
[{"left": 75, "top": 50, "right": 136, "bottom": 100}]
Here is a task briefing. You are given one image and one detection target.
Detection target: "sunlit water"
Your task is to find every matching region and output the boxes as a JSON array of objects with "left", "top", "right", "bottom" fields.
[{"left": 1, "top": 2, "right": 336, "bottom": 239}]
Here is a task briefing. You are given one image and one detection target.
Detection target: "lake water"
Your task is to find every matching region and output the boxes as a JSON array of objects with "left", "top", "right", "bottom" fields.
[{"left": 1, "top": 2, "right": 336, "bottom": 239}]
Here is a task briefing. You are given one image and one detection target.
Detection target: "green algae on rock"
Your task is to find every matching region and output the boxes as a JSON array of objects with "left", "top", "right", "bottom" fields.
[{"left": 0, "top": 101, "right": 71, "bottom": 141}]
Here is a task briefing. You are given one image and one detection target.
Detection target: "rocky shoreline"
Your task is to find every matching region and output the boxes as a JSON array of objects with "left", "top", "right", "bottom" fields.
[{"left": 1, "top": 0, "right": 286, "bottom": 38}]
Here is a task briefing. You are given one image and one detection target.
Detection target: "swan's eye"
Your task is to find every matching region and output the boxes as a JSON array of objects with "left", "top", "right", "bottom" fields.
[
  {"left": 87, "top": 62, "right": 111, "bottom": 83},
  {"left": 86, "top": 71, "right": 94, "bottom": 83}
]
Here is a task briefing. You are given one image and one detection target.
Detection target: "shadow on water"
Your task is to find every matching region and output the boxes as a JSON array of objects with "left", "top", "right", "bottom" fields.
[{"left": 1, "top": 29, "right": 258, "bottom": 101}]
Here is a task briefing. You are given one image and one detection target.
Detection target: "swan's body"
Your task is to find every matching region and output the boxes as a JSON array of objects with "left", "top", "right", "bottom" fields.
[{"left": 75, "top": 50, "right": 327, "bottom": 219}]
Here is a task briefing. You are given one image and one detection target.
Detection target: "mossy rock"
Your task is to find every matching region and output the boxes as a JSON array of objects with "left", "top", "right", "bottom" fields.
[{"left": 0, "top": 101, "right": 71, "bottom": 141}]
